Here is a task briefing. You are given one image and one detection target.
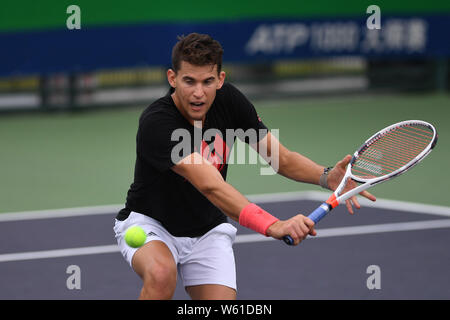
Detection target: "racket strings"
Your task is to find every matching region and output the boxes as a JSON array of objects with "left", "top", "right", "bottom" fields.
[{"left": 352, "top": 124, "right": 434, "bottom": 179}]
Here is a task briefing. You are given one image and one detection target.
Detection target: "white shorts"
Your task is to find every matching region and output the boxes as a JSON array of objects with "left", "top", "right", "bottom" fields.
[{"left": 114, "top": 211, "right": 237, "bottom": 290}]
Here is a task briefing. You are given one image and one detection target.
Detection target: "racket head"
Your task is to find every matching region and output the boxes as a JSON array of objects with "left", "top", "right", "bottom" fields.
[{"left": 350, "top": 120, "right": 437, "bottom": 183}]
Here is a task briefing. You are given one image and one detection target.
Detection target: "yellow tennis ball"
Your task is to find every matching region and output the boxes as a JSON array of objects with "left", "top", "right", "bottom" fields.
[{"left": 124, "top": 226, "right": 147, "bottom": 248}]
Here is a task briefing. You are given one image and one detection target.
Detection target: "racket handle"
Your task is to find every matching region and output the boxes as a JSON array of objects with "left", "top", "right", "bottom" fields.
[
  {"left": 282, "top": 203, "right": 332, "bottom": 246},
  {"left": 282, "top": 235, "right": 294, "bottom": 245},
  {"left": 308, "top": 203, "right": 332, "bottom": 224}
]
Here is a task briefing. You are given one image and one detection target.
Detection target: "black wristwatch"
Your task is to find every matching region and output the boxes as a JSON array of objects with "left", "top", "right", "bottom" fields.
[{"left": 319, "top": 166, "right": 333, "bottom": 189}]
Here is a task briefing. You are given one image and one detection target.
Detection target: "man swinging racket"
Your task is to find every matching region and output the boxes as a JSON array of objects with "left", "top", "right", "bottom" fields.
[{"left": 114, "top": 33, "right": 376, "bottom": 300}]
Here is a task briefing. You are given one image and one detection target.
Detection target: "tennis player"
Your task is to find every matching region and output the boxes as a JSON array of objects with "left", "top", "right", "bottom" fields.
[{"left": 114, "top": 33, "right": 376, "bottom": 300}]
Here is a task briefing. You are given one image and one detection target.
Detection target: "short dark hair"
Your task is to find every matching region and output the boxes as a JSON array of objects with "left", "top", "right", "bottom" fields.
[{"left": 171, "top": 33, "right": 224, "bottom": 74}]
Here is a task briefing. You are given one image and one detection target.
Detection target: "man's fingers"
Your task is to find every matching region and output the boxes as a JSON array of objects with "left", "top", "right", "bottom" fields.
[
  {"left": 337, "top": 154, "right": 352, "bottom": 169},
  {"left": 300, "top": 216, "right": 316, "bottom": 237},
  {"left": 303, "top": 216, "right": 315, "bottom": 228},
  {"left": 360, "top": 190, "right": 377, "bottom": 202},
  {"left": 345, "top": 199, "right": 354, "bottom": 214},
  {"left": 283, "top": 221, "right": 302, "bottom": 245},
  {"left": 300, "top": 222, "right": 310, "bottom": 237},
  {"left": 286, "top": 215, "right": 317, "bottom": 244},
  {"left": 352, "top": 196, "right": 361, "bottom": 209}
]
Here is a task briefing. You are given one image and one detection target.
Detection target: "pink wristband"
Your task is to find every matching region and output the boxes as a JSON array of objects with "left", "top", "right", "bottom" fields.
[{"left": 239, "top": 203, "right": 279, "bottom": 236}]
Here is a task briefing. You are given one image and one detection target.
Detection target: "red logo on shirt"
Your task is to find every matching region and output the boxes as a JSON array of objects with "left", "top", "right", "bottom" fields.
[{"left": 199, "top": 133, "right": 230, "bottom": 172}]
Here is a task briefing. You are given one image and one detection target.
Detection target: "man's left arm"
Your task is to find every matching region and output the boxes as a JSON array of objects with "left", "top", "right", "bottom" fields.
[
  {"left": 253, "top": 132, "right": 376, "bottom": 213},
  {"left": 253, "top": 131, "right": 324, "bottom": 185}
]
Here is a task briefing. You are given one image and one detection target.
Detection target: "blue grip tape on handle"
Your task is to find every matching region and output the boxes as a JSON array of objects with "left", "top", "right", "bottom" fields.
[
  {"left": 282, "top": 203, "right": 331, "bottom": 246},
  {"left": 308, "top": 203, "right": 331, "bottom": 224}
]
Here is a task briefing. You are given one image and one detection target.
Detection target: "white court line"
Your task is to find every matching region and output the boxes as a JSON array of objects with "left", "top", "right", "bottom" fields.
[
  {"left": 0, "top": 191, "right": 450, "bottom": 222},
  {"left": 1, "top": 219, "right": 450, "bottom": 263},
  {"left": 0, "top": 245, "right": 119, "bottom": 263},
  {"left": 235, "top": 219, "right": 450, "bottom": 244},
  {"left": 0, "top": 204, "right": 123, "bottom": 222},
  {"left": 248, "top": 191, "right": 450, "bottom": 217}
]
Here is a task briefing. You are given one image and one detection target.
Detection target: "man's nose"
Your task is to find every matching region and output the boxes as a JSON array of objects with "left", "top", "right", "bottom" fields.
[{"left": 193, "top": 83, "right": 205, "bottom": 98}]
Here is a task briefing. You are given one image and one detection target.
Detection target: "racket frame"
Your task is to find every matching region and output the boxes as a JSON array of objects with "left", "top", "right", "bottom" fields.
[{"left": 334, "top": 120, "right": 437, "bottom": 206}]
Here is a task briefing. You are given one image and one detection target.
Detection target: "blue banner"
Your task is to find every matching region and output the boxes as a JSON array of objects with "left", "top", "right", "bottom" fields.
[{"left": 1, "top": 15, "right": 449, "bottom": 76}]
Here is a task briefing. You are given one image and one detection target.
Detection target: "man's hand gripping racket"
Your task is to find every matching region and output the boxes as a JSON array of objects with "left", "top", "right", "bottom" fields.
[{"left": 283, "top": 120, "right": 438, "bottom": 245}]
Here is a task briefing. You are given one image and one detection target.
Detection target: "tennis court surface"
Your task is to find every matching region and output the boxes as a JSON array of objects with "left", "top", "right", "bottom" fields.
[{"left": 0, "top": 191, "right": 449, "bottom": 300}]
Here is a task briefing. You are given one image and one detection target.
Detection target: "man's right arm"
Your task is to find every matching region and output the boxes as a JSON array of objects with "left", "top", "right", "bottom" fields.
[{"left": 171, "top": 152, "right": 316, "bottom": 245}]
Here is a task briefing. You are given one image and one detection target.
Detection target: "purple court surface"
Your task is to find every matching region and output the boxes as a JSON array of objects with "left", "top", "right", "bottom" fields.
[{"left": 1, "top": 194, "right": 449, "bottom": 300}]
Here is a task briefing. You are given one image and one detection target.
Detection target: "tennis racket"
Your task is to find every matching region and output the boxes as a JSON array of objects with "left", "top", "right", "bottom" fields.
[{"left": 283, "top": 120, "right": 438, "bottom": 245}]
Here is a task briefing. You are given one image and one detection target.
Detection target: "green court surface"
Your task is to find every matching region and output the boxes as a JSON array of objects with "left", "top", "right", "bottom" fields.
[{"left": 0, "top": 93, "right": 448, "bottom": 213}]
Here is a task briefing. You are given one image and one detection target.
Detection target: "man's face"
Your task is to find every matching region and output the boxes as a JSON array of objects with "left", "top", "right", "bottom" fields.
[{"left": 167, "top": 61, "right": 225, "bottom": 125}]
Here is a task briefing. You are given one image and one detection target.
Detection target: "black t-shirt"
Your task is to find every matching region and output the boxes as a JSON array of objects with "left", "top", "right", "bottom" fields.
[{"left": 117, "top": 82, "right": 268, "bottom": 237}]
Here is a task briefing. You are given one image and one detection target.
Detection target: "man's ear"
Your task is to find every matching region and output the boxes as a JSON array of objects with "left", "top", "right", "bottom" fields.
[
  {"left": 217, "top": 71, "right": 226, "bottom": 89},
  {"left": 167, "top": 69, "right": 177, "bottom": 88}
]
